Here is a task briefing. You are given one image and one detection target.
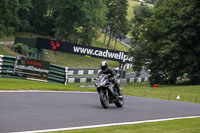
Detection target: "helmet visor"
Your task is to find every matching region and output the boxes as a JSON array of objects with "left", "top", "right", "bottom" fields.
[{"left": 101, "top": 66, "right": 107, "bottom": 71}]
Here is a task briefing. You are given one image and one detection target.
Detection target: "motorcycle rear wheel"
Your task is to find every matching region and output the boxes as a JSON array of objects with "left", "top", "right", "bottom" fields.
[{"left": 100, "top": 91, "right": 109, "bottom": 109}]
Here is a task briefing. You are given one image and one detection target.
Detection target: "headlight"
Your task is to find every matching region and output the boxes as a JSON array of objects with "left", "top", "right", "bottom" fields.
[{"left": 98, "top": 80, "right": 106, "bottom": 87}]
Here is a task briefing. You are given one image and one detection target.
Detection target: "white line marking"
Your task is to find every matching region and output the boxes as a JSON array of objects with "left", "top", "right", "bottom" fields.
[
  {"left": 0, "top": 90, "right": 97, "bottom": 93},
  {"left": 12, "top": 116, "right": 200, "bottom": 133}
]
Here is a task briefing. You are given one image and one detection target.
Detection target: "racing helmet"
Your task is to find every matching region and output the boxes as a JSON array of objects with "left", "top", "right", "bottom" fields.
[{"left": 101, "top": 61, "right": 108, "bottom": 71}]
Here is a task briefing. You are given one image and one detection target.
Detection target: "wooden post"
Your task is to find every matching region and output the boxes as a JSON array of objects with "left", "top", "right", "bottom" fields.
[
  {"left": 168, "top": 93, "right": 171, "bottom": 100},
  {"left": 144, "top": 90, "right": 146, "bottom": 97},
  {"left": 195, "top": 96, "right": 198, "bottom": 103}
]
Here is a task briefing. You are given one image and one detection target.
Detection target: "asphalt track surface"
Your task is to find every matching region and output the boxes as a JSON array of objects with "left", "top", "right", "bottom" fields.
[{"left": 0, "top": 91, "right": 200, "bottom": 133}]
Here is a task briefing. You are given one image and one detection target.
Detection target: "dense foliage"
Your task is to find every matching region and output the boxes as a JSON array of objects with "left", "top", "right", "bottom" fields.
[
  {"left": 0, "top": 0, "right": 129, "bottom": 46},
  {"left": 1, "top": 0, "right": 199, "bottom": 85},
  {"left": 130, "top": 0, "right": 200, "bottom": 85},
  {"left": 0, "top": 0, "right": 20, "bottom": 38},
  {"left": 104, "top": 0, "right": 129, "bottom": 48}
]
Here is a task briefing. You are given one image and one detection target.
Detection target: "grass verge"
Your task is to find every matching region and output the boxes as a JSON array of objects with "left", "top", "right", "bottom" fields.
[
  {"left": 0, "top": 45, "right": 18, "bottom": 56},
  {"left": 0, "top": 78, "right": 95, "bottom": 92},
  {"left": 0, "top": 78, "right": 200, "bottom": 103},
  {"left": 123, "top": 84, "right": 200, "bottom": 103},
  {"left": 45, "top": 117, "right": 200, "bottom": 133},
  {"left": 43, "top": 50, "right": 119, "bottom": 68}
]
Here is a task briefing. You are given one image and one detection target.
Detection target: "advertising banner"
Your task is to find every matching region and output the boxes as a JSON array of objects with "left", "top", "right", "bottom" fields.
[
  {"left": 36, "top": 38, "right": 133, "bottom": 63},
  {"left": 14, "top": 56, "right": 50, "bottom": 81}
]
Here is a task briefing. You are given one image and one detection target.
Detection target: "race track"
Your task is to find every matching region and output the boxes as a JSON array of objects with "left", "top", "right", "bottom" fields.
[{"left": 0, "top": 91, "right": 200, "bottom": 133}]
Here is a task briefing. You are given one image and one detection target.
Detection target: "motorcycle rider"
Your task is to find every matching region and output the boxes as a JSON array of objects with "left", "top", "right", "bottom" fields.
[{"left": 99, "top": 61, "right": 122, "bottom": 98}]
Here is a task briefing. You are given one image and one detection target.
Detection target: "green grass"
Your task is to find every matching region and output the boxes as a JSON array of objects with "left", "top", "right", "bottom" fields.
[
  {"left": 0, "top": 32, "right": 53, "bottom": 41},
  {"left": 0, "top": 78, "right": 95, "bottom": 92},
  {"left": 0, "top": 45, "right": 18, "bottom": 56},
  {"left": 92, "top": 33, "right": 128, "bottom": 52},
  {"left": 1, "top": 78, "right": 200, "bottom": 103},
  {"left": 125, "top": 67, "right": 134, "bottom": 73},
  {"left": 0, "top": 35, "right": 15, "bottom": 41},
  {"left": 127, "top": 0, "right": 141, "bottom": 21},
  {"left": 0, "top": 46, "right": 12, "bottom": 55},
  {"left": 127, "top": 0, "right": 153, "bottom": 21},
  {"left": 46, "top": 117, "right": 200, "bottom": 133},
  {"left": 43, "top": 51, "right": 119, "bottom": 68},
  {"left": 123, "top": 84, "right": 200, "bottom": 103},
  {"left": 1, "top": 78, "right": 199, "bottom": 133}
]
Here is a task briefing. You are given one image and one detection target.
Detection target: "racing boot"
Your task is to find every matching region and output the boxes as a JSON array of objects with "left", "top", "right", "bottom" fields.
[
  {"left": 115, "top": 84, "right": 122, "bottom": 98},
  {"left": 117, "top": 88, "right": 123, "bottom": 98}
]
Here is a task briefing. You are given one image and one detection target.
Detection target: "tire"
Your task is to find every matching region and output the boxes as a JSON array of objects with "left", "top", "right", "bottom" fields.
[
  {"left": 100, "top": 91, "right": 109, "bottom": 109},
  {"left": 115, "top": 95, "right": 124, "bottom": 108}
]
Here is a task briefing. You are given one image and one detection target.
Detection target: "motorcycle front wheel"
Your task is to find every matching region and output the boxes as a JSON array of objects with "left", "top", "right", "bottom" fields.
[
  {"left": 100, "top": 91, "right": 109, "bottom": 109},
  {"left": 115, "top": 95, "right": 124, "bottom": 108}
]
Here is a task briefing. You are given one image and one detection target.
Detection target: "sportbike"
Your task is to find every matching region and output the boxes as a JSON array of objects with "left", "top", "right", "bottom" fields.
[{"left": 95, "top": 74, "right": 124, "bottom": 109}]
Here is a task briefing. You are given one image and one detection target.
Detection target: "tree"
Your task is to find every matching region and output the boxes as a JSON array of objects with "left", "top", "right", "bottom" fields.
[
  {"left": 105, "top": 0, "right": 129, "bottom": 47},
  {"left": 130, "top": 0, "right": 200, "bottom": 85},
  {"left": 29, "top": 0, "right": 54, "bottom": 35},
  {"left": 0, "top": 0, "right": 54, "bottom": 37},
  {"left": 16, "top": 0, "right": 32, "bottom": 32},
  {"left": 0, "top": 0, "right": 20, "bottom": 38},
  {"left": 78, "top": 0, "right": 107, "bottom": 46},
  {"left": 52, "top": 0, "right": 106, "bottom": 45},
  {"left": 130, "top": 3, "right": 153, "bottom": 72}
]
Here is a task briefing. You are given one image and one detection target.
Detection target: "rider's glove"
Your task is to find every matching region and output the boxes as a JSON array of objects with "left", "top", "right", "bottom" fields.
[{"left": 109, "top": 78, "right": 114, "bottom": 82}]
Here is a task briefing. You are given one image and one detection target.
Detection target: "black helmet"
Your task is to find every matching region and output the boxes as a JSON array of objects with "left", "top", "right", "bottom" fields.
[{"left": 101, "top": 61, "right": 108, "bottom": 71}]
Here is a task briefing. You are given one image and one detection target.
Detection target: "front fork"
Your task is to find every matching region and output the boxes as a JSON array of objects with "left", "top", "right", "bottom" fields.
[{"left": 97, "top": 85, "right": 115, "bottom": 98}]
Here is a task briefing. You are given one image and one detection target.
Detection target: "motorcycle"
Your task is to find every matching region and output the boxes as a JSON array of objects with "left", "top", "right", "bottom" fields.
[{"left": 94, "top": 74, "right": 124, "bottom": 109}]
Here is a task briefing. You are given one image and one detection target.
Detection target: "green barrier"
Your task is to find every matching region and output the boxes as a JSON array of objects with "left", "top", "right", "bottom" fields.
[
  {"left": 134, "top": 78, "right": 137, "bottom": 82},
  {"left": 48, "top": 76, "right": 65, "bottom": 83},
  {"left": 2, "top": 63, "right": 14, "bottom": 67},
  {"left": 3, "top": 55, "right": 16, "bottom": 60},
  {"left": 49, "top": 70, "right": 65, "bottom": 76},
  {"left": 1, "top": 70, "right": 14, "bottom": 74},
  {"left": 50, "top": 63, "right": 66, "bottom": 69},
  {"left": 1, "top": 59, "right": 15, "bottom": 63},
  {"left": 1, "top": 66, "right": 14, "bottom": 71},
  {"left": 0, "top": 55, "right": 68, "bottom": 85},
  {"left": 74, "top": 78, "right": 80, "bottom": 83},
  {"left": 0, "top": 74, "right": 26, "bottom": 79},
  {"left": 49, "top": 66, "right": 65, "bottom": 73},
  {"left": 141, "top": 78, "right": 145, "bottom": 82},
  {"left": 86, "top": 78, "right": 92, "bottom": 82},
  {"left": 48, "top": 73, "right": 65, "bottom": 80},
  {"left": 47, "top": 80, "right": 64, "bottom": 84}
]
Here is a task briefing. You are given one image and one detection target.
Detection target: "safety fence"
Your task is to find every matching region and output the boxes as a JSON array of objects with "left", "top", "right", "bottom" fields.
[
  {"left": 48, "top": 64, "right": 68, "bottom": 85},
  {"left": 67, "top": 77, "right": 148, "bottom": 84},
  {"left": 68, "top": 64, "right": 132, "bottom": 76},
  {"left": 0, "top": 55, "right": 68, "bottom": 84},
  {"left": 68, "top": 69, "right": 100, "bottom": 75},
  {"left": 0, "top": 55, "right": 148, "bottom": 85}
]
